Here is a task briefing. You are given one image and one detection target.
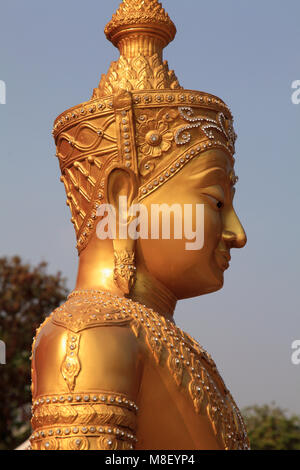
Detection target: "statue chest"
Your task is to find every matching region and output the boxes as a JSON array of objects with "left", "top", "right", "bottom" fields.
[{"left": 132, "top": 314, "right": 249, "bottom": 450}]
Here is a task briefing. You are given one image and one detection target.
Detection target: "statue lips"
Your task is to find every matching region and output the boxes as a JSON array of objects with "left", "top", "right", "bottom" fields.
[{"left": 215, "top": 249, "right": 231, "bottom": 271}]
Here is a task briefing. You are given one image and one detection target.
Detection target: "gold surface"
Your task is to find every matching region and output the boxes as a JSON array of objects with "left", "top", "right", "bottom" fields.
[
  {"left": 31, "top": 291, "right": 249, "bottom": 450},
  {"left": 31, "top": 0, "right": 249, "bottom": 450}
]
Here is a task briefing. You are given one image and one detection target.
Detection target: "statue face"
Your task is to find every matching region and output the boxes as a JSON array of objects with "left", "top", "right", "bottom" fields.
[{"left": 136, "top": 149, "right": 247, "bottom": 299}]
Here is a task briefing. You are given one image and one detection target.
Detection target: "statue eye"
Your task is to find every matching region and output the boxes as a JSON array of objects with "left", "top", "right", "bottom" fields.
[{"left": 201, "top": 192, "right": 225, "bottom": 210}]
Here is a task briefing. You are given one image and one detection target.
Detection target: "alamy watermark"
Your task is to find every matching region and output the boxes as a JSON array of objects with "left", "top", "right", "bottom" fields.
[
  {"left": 0, "top": 340, "right": 6, "bottom": 365},
  {"left": 96, "top": 197, "right": 205, "bottom": 250},
  {"left": 291, "top": 80, "right": 300, "bottom": 104},
  {"left": 0, "top": 80, "right": 6, "bottom": 104},
  {"left": 291, "top": 340, "right": 300, "bottom": 365}
]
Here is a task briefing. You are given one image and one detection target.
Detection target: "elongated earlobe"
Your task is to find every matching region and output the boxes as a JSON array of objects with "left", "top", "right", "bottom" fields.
[{"left": 106, "top": 167, "right": 139, "bottom": 295}]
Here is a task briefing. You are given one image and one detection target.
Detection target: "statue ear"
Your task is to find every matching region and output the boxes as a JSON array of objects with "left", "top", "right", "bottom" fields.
[
  {"left": 106, "top": 167, "right": 139, "bottom": 295},
  {"left": 106, "top": 167, "right": 138, "bottom": 214}
]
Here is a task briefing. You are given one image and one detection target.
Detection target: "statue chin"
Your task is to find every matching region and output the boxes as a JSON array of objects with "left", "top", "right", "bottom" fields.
[
  {"left": 202, "top": 279, "right": 225, "bottom": 296},
  {"left": 177, "top": 275, "right": 225, "bottom": 300}
]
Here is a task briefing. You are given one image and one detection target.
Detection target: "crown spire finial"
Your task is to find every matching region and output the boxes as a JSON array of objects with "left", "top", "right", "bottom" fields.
[{"left": 105, "top": 0, "right": 176, "bottom": 58}]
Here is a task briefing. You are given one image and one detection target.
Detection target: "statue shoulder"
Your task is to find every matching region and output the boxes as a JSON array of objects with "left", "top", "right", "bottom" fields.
[
  {"left": 31, "top": 297, "right": 143, "bottom": 400},
  {"left": 30, "top": 297, "right": 142, "bottom": 450},
  {"left": 50, "top": 296, "right": 133, "bottom": 333}
]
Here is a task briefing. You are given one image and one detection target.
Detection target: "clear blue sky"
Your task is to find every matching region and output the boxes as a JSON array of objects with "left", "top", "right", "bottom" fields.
[{"left": 0, "top": 0, "right": 299, "bottom": 414}]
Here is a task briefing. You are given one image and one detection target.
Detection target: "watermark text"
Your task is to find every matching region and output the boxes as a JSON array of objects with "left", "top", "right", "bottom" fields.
[
  {"left": 0, "top": 340, "right": 6, "bottom": 364},
  {"left": 96, "top": 197, "right": 205, "bottom": 250},
  {"left": 291, "top": 80, "right": 300, "bottom": 104},
  {"left": 0, "top": 80, "right": 6, "bottom": 104},
  {"left": 291, "top": 340, "right": 300, "bottom": 365}
]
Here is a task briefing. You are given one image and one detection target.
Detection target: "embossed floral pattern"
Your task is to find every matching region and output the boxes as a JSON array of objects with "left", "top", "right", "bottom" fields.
[
  {"left": 137, "top": 108, "right": 177, "bottom": 176},
  {"left": 137, "top": 118, "right": 172, "bottom": 157}
]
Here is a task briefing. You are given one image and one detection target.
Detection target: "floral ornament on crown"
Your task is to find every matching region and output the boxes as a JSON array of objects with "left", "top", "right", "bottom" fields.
[{"left": 137, "top": 108, "right": 178, "bottom": 177}]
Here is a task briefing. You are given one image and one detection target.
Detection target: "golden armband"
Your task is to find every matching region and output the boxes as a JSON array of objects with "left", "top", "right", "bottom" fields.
[{"left": 30, "top": 391, "right": 138, "bottom": 450}]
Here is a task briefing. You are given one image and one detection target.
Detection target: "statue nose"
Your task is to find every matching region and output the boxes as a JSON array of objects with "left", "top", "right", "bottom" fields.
[
  {"left": 222, "top": 207, "right": 247, "bottom": 249},
  {"left": 222, "top": 229, "right": 247, "bottom": 249}
]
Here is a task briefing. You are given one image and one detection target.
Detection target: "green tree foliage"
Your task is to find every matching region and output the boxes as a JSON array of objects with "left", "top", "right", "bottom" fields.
[
  {"left": 0, "top": 256, "right": 67, "bottom": 450},
  {"left": 243, "top": 403, "right": 300, "bottom": 450}
]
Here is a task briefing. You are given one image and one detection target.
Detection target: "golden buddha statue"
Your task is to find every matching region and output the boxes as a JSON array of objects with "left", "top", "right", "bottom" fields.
[{"left": 30, "top": 0, "right": 249, "bottom": 450}]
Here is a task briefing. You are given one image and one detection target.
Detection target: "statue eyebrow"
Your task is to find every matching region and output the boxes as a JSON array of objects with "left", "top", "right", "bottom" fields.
[{"left": 189, "top": 167, "right": 228, "bottom": 185}]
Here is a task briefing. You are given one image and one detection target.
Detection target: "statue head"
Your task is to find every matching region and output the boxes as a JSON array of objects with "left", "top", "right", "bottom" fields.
[{"left": 53, "top": 0, "right": 246, "bottom": 301}]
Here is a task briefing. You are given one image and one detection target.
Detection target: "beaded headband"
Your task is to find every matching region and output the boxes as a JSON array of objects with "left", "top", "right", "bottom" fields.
[{"left": 53, "top": 0, "right": 237, "bottom": 253}]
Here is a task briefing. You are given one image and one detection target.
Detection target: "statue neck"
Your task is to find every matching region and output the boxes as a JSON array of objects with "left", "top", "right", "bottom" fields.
[
  {"left": 131, "top": 268, "right": 177, "bottom": 322},
  {"left": 75, "top": 239, "right": 177, "bottom": 322}
]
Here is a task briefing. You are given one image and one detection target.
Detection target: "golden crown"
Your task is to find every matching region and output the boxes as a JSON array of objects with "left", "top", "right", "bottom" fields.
[{"left": 53, "top": 0, "right": 237, "bottom": 253}]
